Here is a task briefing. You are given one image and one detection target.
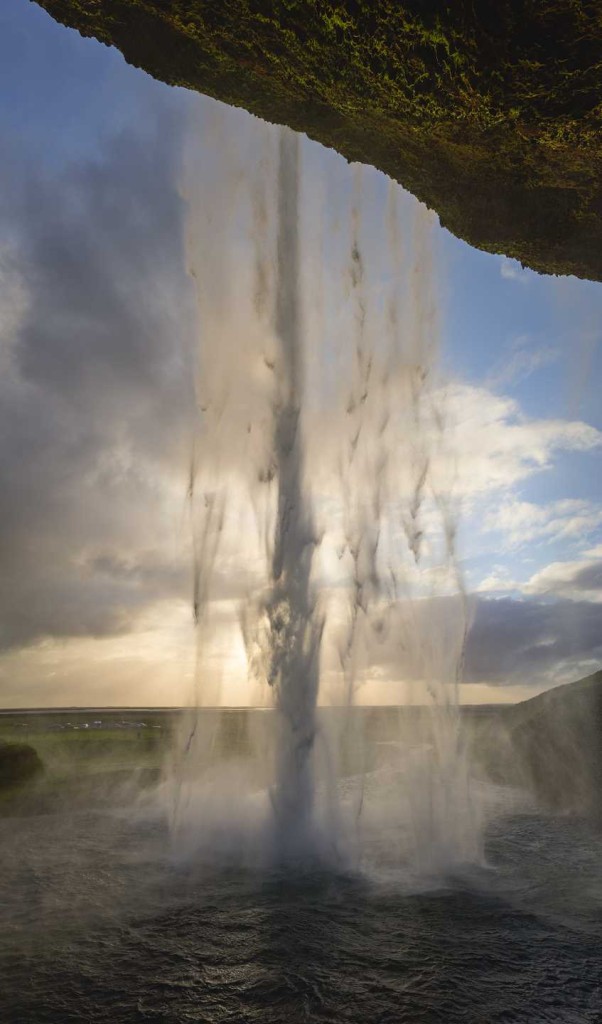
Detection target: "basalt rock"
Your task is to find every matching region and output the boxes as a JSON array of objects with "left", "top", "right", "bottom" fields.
[{"left": 34, "top": 1, "right": 602, "bottom": 280}]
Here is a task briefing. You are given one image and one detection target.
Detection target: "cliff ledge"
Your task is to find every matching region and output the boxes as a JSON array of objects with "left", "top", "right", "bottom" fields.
[{"left": 34, "top": 1, "right": 602, "bottom": 280}]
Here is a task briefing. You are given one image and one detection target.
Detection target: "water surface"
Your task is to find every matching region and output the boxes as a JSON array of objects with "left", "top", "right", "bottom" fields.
[{"left": 2, "top": 807, "right": 600, "bottom": 1023}]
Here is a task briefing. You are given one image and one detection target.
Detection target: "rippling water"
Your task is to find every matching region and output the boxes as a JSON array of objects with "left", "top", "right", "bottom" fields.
[{"left": 2, "top": 803, "right": 601, "bottom": 1023}]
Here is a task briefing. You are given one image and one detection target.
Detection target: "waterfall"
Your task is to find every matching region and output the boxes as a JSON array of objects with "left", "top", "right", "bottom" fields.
[
  {"left": 263, "top": 129, "right": 323, "bottom": 857},
  {"left": 167, "top": 108, "right": 482, "bottom": 874}
]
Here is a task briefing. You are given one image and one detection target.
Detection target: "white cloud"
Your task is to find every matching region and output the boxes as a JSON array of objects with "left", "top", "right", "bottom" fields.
[
  {"left": 475, "top": 567, "right": 519, "bottom": 593},
  {"left": 524, "top": 555, "right": 602, "bottom": 602},
  {"left": 499, "top": 257, "right": 531, "bottom": 283},
  {"left": 485, "top": 334, "right": 559, "bottom": 390},
  {"left": 430, "top": 384, "right": 601, "bottom": 499},
  {"left": 483, "top": 498, "right": 602, "bottom": 550}
]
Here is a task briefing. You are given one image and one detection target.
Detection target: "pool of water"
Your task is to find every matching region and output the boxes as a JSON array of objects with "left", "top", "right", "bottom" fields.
[{"left": 1, "top": 800, "right": 601, "bottom": 1023}]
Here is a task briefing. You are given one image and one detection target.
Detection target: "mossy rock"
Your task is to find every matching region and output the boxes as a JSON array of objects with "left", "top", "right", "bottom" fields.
[
  {"left": 34, "top": 1, "right": 602, "bottom": 280},
  {"left": 0, "top": 742, "right": 44, "bottom": 788}
]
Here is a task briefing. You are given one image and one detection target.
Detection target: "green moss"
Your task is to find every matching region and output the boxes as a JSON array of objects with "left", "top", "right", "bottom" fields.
[{"left": 33, "top": 0, "right": 602, "bottom": 279}]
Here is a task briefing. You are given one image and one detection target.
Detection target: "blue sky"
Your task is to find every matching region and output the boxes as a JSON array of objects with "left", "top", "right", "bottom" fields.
[{"left": 0, "top": 0, "right": 600, "bottom": 707}]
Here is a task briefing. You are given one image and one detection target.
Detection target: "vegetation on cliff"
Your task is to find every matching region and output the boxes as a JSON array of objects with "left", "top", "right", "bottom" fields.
[{"left": 34, "top": 1, "right": 602, "bottom": 279}]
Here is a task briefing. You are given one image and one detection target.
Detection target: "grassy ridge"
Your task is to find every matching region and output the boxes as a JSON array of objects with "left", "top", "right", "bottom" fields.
[
  {"left": 0, "top": 710, "right": 172, "bottom": 775},
  {"left": 2, "top": 671, "right": 600, "bottom": 814},
  {"left": 35, "top": 0, "right": 602, "bottom": 280},
  {"left": 0, "top": 711, "right": 173, "bottom": 812}
]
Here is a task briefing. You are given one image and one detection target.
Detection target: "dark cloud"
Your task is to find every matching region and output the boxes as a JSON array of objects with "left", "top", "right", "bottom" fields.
[
  {"left": 350, "top": 593, "right": 602, "bottom": 690},
  {"left": 463, "top": 596, "right": 602, "bottom": 685},
  {"left": 567, "top": 562, "right": 602, "bottom": 591},
  {"left": 0, "top": 100, "right": 198, "bottom": 650}
]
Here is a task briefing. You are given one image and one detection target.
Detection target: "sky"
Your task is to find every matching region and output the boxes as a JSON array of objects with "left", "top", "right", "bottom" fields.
[{"left": 0, "top": 0, "right": 600, "bottom": 709}]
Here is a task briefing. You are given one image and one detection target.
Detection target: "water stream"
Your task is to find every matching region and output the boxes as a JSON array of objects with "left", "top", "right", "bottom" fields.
[{"left": 170, "top": 116, "right": 482, "bottom": 874}]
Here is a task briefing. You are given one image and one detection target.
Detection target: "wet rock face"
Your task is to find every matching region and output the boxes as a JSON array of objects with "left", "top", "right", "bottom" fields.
[
  {"left": 0, "top": 742, "right": 43, "bottom": 787},
  {"left": 34, "top": 1, "right": 602, "bottom": 280}
]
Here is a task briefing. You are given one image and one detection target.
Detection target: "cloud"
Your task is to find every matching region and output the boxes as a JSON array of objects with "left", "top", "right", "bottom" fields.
[
  {"left": 483, "top": 498, "right": 602, "bottom": 550},
  {"left": 0, "top": 100, "right": 198, "bottom": 652},
  {"left": 463, "top": 595, "right": 602, "bottom": 687},
  {"left": 585, "top": 543, "right": 602, "bottom": 558},
  {"left": 328, "top": 591, "right": 602, "bottom": 695},
  {"left": 475, "top": 567, "right": 519, "bottom": 593},
  {"left": 430, "top": 383, "right": 601, "bottom": 498},
  {"left": 524, "top": 555, "right": 602, "bottom": 602},
  {"left": 485, "top": 334, "right": 559, "bottom": 390},
  {"left": 499, "top": 257, "right": 531, "bottom": 283}
]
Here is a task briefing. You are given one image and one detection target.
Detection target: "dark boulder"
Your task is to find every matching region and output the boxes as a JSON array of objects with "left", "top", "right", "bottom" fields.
[{"left": 0, "top": 742, "right": 44, "bottom": 788}]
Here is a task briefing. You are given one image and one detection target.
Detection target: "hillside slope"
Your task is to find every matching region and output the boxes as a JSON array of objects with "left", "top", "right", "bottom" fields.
[{"left": 473, "top": 671, "right": 602, "bottom": 812}]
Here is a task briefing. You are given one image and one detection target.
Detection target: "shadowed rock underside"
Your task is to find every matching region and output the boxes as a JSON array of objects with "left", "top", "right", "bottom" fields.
[{"left": 33, "top": 1, "right": 602, "bottom": 279}]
